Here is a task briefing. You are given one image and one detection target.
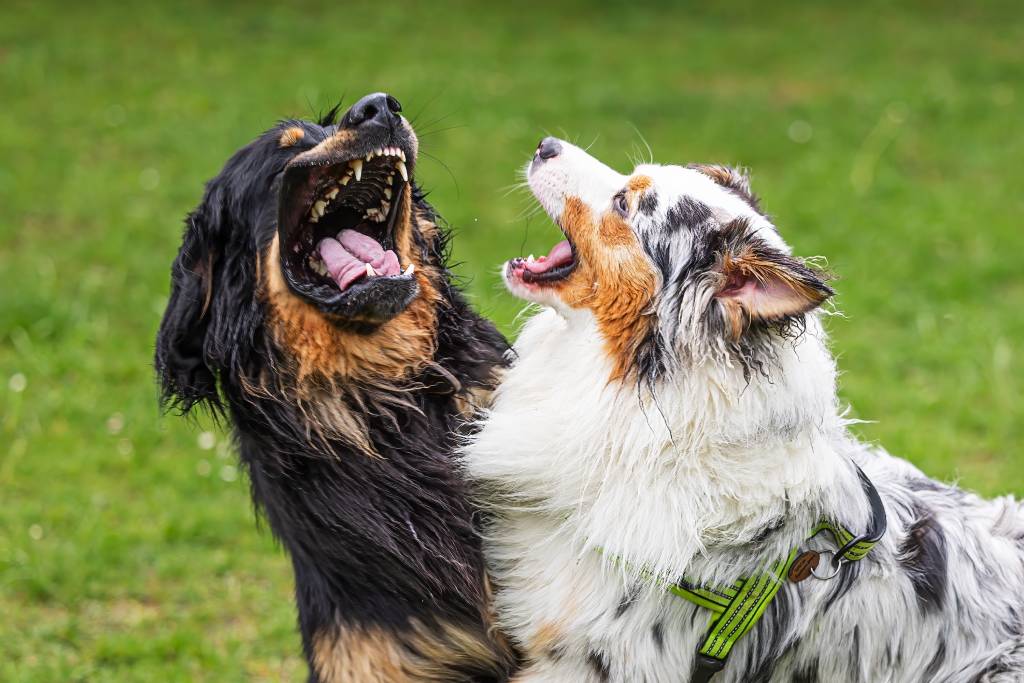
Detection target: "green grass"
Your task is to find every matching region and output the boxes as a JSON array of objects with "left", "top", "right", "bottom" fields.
[{"left": 1, "top": 0, "right": 1021, "bottom": 679}]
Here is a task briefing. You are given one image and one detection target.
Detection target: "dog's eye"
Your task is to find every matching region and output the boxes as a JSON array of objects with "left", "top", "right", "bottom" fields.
[{"left": 613, "top": 192, "right": 629, "bottom": 217}]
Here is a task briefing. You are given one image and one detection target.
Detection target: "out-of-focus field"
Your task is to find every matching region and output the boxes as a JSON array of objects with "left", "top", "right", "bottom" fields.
[{"left": 1, "top": 1, "right": 1020, "bottom": 679}]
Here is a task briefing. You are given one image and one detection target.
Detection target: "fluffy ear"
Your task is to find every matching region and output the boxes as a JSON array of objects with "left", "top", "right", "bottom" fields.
[
  {"left": 688, "top": 164, "right": 761, "bottom": 212},
  {"left": 714, "top": 236, "right": 833, "bottom": 340},
  {"left": 155, "top": 202, "right": 222, "bottom": 413}
]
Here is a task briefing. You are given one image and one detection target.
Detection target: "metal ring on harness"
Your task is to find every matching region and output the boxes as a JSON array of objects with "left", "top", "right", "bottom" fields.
[{"left": 810, "top": 550, "right": 843, "bottom": 580}]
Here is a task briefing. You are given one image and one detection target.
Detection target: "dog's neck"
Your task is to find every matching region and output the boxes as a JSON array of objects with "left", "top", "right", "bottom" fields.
[{"left": 472, "top": 307, "right": 870, "bottom": 581}]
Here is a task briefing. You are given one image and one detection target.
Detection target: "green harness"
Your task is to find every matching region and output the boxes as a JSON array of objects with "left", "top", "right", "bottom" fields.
[{"left": 619, "top": 465, "right": 887, "bottom": 683}]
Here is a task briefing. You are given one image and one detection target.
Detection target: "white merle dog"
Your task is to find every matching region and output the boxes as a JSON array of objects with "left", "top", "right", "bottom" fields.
[{"left": 463, "top": 137, "right": 1024, "bottom": 682}]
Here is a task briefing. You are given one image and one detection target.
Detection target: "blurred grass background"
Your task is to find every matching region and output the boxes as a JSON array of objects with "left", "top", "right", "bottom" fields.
[{"left": 1, "top": 0, "right": 1021, "bottom": 679}]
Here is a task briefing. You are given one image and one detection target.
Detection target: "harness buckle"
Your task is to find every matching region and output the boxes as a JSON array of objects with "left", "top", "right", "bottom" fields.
[{"left": 691, "top": 654, "right": 727, "bottom": 683}]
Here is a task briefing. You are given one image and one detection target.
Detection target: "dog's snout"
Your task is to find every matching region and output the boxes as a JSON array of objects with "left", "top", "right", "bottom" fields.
[
  {"left": 535, "top": 137, "right": 562, "bottom": 161},
  {"left": 343, "top": 92, "right": 402, "bottom": 130}
]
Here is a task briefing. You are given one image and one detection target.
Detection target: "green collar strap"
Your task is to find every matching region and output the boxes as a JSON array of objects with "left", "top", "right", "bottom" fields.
[{"left": 621, "top": 465, "right": 887, "bottom": 683}]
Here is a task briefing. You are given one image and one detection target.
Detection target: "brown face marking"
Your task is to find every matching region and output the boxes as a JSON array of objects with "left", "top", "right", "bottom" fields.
[
  {"left": 627, "top": 174, "right": 653, "bottom": 193},
  {"left": 548, "top": 197, "right": 657, "bottom": 380},
  {"left": 260, "top": 186, "right": 441, "bottom": 387},
  {"left": 277, "top": 126, "right": 305, "bottom": 148}
]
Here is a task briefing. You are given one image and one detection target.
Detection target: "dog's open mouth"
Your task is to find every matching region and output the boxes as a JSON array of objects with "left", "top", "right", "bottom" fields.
[
  {"left": 507, "top": 237, "right": 577, "bottom": 286},
  {"left": 279, "top": 144, "right": 419, "bottom": 323}
]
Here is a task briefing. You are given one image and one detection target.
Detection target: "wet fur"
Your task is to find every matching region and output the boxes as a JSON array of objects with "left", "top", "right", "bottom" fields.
[
  {"left": 156, "top": 112, "right": 515, "bottom": 682},
  {"left": 466, "top": 142, "right": 1024, "bottom": 682}
]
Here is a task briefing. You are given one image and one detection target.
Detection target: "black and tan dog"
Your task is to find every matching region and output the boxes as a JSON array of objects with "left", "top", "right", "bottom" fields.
[{"left": 156, "top": 93, "right": 515, "bottom": 682}]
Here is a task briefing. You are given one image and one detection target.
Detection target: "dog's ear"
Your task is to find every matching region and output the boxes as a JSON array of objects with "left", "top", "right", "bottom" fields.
[
  {"left": 714, "top": 225, "right": 833, "bottom": 340},
  {"left": 688, "top": 164, "right": 761, "bottom": 213},
  {"left": 155, "top": 191, "right": 225, "bottom": 414}
]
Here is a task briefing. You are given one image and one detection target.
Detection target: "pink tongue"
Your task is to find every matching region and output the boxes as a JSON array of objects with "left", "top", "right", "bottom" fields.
[
  {"left": 338, "top": 229, "right": 386, "bottom": 268},
  {"left": 318, "top": 229, "right": 401, "bottom": 291},
  {"left": 524, "top": 240, "right": 573, "bottom": 274}
]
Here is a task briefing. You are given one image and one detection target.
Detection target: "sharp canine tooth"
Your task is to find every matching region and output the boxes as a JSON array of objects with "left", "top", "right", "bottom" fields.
[
  {"left": 384, "top": 187, "right": 392, "bottom": 199},
  {"left": 365, "top": 263, "right": 376, "bottom": 277},
  {"left": 325, "top": 187, "right": 339, "bottom": 200},
  {"left": 403, "top": 263, "right": 415, "bottom": 276},
  {"left": 399, "top": 149, "right": 406, "bottom": 161},
  {"left": 527, "top": 254, "right": 535, "bottom": 262},
  {"left": 396, "top": 160, "right": 408, "bottom": 181},
  {"left": 313, "top": 200, "right": 327, "bottom": 217},
  {"left": 340, "top": 174, "right": 350, "bottom": 186},
  {"left": 351, "top": 159, "right": 362, "bottom": 181}
]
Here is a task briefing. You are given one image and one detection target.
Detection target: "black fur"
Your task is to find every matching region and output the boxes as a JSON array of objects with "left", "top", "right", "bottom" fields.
[
  {"left": 156, "top": 107, "right": 514, "bottom": 681},
  {"left": 897, "top": 501, "right": 949, "bottom": 612},
  {"left": 638, "top": 188, "right": 659, "bottom": 216},
  {"left": 586, "top": 650, "right": 611, "bottom": 682},
  {"left": 665, "top": 196, "right": 712, "bottom": 230},
  {"left": 651, "top": 620, "right": 665, "bottom": 652}
]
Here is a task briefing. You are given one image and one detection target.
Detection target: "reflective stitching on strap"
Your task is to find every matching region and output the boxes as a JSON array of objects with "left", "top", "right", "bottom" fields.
[
  {"left": 698, "top": 549, "right": 797, "bottom": 660},
  {"left": 599, "top": 467, "right": 887, "bottom": 682}
]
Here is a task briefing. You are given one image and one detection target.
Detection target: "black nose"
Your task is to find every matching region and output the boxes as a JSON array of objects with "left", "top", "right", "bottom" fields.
[
  {"left": 342, "top": 92, "right": 402, "bottom": 130},
  {"left": 536, "top": 137, "right": 562, "bottom": 161}
]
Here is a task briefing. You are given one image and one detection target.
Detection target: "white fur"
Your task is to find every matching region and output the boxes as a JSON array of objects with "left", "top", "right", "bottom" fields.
[{"left": 465, "top": 141, "right": 1024, "bottom": 682}]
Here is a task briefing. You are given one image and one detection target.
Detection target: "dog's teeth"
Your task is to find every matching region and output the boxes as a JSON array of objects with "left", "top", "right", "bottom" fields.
[
  {"left": 312, "top": 200, "right": 327, "bottom": 218},
  {"left": 398, "top": 149, "right": 406, "bottom": 161},
  {"left": 350, "top": 159, "right": 363, "bottom": 182},
  {"left": 365, "top": 263, "right": 376, "bottom": 277},
  {"left": 325, "top": 187, "right": 339, "bottom": 200},
  {"left": 340, "top": 174, "right": 351, "bottom": 186},
  {"left": 403, "top": 263, "right": 415, "bottom": 276},
  {"left": 396, "top": 160, "right": 408, "bottom": 182},
  {"left": 383, "top": 187, "right": 392, "bottom": 199},
  {"left": 527, "top": 254, "right": 535, "bottom": 263}
]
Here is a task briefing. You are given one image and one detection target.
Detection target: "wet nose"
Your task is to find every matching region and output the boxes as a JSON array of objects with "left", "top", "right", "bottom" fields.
[
  {"left": 535, "top": 137, "right": 562, "bottom": 161},
  {"left": 342, "top": 92, "right": 402, "bottom": 130}
]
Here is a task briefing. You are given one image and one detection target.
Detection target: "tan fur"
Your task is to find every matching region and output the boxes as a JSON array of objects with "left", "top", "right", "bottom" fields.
[
  {"left": 313, "top": 619, "right": 509, "bottom": 683},
  {"left": 278, "top": 126, "right": 306, "bottom": 148},
  {"left": 453, "top": 376, "right": 503, "bottom": 419},
  {"left": 691, "top": 163, "right": 736, "bottom": 187},
  {"left": 627, "top": 174, "right": 653, "bottom": 193},
  {"left": 549, "top": 197, "right": 657, "bottom": 380},
  {"left": 254, "top": 186, "right": 448, "bottom": 452},
  {"left": 527, "top": 621, "right": 565, "bottom": 659},
  {"left": 260, "top": 188, "right": 441, "bottom": 386}
]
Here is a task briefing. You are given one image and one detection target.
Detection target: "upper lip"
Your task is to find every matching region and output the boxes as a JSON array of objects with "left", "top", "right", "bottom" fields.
[{"left": 279, "top": 142, "right": 412, "bottom": 243}]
